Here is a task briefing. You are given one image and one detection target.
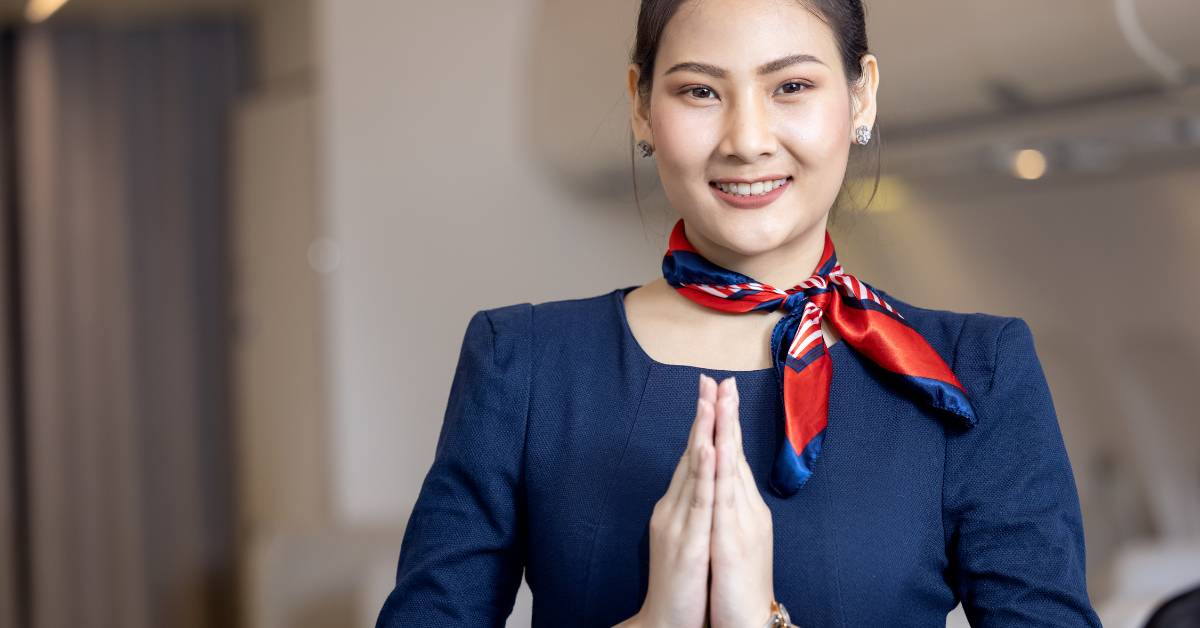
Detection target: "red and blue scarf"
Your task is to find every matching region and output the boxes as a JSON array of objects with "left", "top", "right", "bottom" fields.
[{"left": 662, "top": 218, "right": 976, "bottom": 497}]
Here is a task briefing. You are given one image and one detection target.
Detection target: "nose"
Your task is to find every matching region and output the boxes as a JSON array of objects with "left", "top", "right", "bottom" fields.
[{"left": 719, "top": 91, "right": 778, "bottom": 162}]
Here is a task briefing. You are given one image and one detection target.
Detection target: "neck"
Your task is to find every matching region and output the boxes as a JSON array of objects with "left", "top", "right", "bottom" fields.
[{"left": 683, "top": 218, "right": 830, "bottom": 289}]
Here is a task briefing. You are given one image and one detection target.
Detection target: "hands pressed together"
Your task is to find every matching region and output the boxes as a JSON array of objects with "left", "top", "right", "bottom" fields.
[{"left": 628, "top": 374, "right": 777, "bottom": 628}]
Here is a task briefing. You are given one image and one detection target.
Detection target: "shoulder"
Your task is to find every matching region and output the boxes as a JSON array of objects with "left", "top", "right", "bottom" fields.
[
  {"left": 481, "top": 286, "right": 619, "bottom": 325},
  {"left": 868, "top": 284, "right": 1037, "bottom": 399},
  {"left": 475, "top": 285, "right": 626, "bottom": 358}
]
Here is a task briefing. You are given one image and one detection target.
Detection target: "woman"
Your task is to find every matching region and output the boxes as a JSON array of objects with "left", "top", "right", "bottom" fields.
[{"left": 375, "top": 0, "right": 1103, "bottom": 626}]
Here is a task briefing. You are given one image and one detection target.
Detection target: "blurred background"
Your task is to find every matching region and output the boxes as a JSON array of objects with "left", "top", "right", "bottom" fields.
[{"left": 0, "top": 0, "right": 1197, "bottom": 626}]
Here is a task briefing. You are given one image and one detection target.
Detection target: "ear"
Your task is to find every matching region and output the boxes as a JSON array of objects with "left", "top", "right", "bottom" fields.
[
  {"left": 627, "top": 63, "right": 653, "bottom": 145},
  {"left": 849, "top": 53, "right": 880, "bottom": 135}
]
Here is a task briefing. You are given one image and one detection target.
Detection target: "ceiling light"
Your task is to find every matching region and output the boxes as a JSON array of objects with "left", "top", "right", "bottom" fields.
[
  {"left": 25, "top": 0, "right": 71, "bottom": 24},
  {"left": 1012, "top": 149, "right": 1047, "bottom": 180}
]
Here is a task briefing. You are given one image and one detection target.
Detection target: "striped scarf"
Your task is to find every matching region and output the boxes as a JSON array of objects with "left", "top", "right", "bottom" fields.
[{"left": 662, "top": 218, "right": 976, "bottom": 497}]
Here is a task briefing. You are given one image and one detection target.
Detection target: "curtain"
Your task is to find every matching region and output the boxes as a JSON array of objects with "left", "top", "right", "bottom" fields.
[
  {"left": 9, "top": 18, "right": 247, "bottom": 628},
  {"left": 1, "top": 26, "right": 23, "bottom": 628}
]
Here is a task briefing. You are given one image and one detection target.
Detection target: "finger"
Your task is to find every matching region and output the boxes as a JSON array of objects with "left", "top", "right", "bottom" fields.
[
  {"left": 673, "top": 398, "right": 714, "bottom": 530},
  {"left": 662, "top": 377, "right": 705, "bottom": 509},
  {"left": 726, "top": 378, "right": 758, "bottom": 511},
  {"left": 720, "top": 377, "right": 754, "bottom": 513},
  {"left": 713, "top": 377, "right": 738, "bottom": 517},
  {"left": 671, "top": 377, "right": 716, "bottom": 512},
  {"left": 681, "top": 416, "right": 715, "bottom": 544},
  {"left": 724, "top": 377, "right": 750, "bottom": 478},
  {"left": 730, "top": 375, "right": 744, "bottom": 453},
  {"left": 738, "top": 453, "right": 758, "bottom": 499},
  {"left": 724, "top": 401, "right": 753, "bottom": 504},
  {"left": 688, "top": 374, "right": 718, "bottom": 450}
]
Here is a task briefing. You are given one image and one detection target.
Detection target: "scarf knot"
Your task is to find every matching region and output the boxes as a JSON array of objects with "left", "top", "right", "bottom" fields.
[{"left": 776, "top": 263, "right": 849, "bottom": 316}]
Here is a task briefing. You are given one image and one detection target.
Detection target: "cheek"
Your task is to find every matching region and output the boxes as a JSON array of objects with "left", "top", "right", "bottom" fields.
[
  {"left": 651, "top": 104, "right": 721, "bottom": 169},
  {"left": 778, "top": 99, "right": 850, "bottom": 160}
]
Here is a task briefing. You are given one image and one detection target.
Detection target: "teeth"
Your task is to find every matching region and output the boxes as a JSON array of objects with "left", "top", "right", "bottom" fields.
[{"left": 716, "top": 178, "right": 788, "bottom": 196}]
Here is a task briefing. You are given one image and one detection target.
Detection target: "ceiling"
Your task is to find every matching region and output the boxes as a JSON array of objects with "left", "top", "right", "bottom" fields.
[
  {"left": 7, "top": 0, "right": 1197, "bottom": 125},
  {"left": 5, "top": 0, "right": 1197, "bottom": 186},
  {"left": 865, "top": 0, "right": 1199, "bottom": 130}
]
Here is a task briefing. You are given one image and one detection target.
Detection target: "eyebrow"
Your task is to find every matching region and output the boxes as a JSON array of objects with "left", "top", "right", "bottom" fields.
[{"left": 663, "top": 53, "right": 827, "bottom": 79}]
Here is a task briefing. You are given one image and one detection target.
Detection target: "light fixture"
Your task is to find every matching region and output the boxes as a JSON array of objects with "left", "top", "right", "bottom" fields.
[
  {"left": 1012, "top": 149, "right": 1047, "bottom": 180},
  {"left": 25, "top": 0, "right": 71, "bottom": 24}
]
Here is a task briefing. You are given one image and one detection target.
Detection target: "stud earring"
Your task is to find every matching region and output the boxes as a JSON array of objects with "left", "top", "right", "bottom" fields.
[
  {"left": 637, "top": 140, "right": 654, "bottom": 158},
  {"left": 854, "top": 125, "right": 872, "bottom": 146}
]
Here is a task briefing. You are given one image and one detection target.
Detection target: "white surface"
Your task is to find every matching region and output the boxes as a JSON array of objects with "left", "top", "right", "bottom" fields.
[
  {"left": 1097, "top": 539, "right": 1200, "bottom": 627},
  {"left": 316, "top": 0, "right": 655, "bottom": 526}
]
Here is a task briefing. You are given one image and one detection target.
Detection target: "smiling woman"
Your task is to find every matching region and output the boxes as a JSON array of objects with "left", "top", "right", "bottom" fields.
[
  {"left": 626, "top": 0, "right": 879, "bottom": 283},
  {"left": 374, "top": 1, "right": 1104, "bottom": 627},
  {"left": 630, "top": 0, "right": 881, "bottom": 236}
]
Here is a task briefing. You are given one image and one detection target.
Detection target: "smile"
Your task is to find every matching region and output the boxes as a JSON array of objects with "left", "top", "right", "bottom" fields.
[{"left": 709, "top": 176, "right": 792, "bottom": 209}]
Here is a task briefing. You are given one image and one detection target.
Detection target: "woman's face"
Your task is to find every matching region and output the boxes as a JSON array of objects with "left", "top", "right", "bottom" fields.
[{"left": 629, "top": 0, "right": 878, "bottom": 273}]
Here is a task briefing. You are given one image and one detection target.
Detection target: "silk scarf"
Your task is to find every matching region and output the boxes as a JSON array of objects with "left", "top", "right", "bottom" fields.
[{"left": 661, "top": 218, "right": 977, "bottom": 497}]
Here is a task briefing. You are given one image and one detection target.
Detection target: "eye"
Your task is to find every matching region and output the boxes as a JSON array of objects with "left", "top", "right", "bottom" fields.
[
  {"left": 778, "top": 81, "right": 813, "bottom": 95},
  {"left": 682, "top": 85, "right": 717, "bottom": 100}
]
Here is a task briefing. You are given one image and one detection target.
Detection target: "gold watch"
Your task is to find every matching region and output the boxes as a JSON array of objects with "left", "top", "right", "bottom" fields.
[{"left": 762, "top": 599, "right": 799, "bottom": 628}]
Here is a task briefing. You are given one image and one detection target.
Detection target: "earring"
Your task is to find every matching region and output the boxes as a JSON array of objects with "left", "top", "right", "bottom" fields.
[
  {"left": 854, "top": 125, "right": 872, "bottom": 146},
  {"left": 637, "top": 140, "right": 655, "bottom": 158}
]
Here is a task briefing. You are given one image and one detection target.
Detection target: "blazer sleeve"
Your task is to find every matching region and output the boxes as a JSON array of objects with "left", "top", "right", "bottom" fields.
[
  {"left": 375, "top": 305, "right": 533, "bottom": 627},
  {"left": 943, "top": 317, "right": 1103, "bottom": 626}
]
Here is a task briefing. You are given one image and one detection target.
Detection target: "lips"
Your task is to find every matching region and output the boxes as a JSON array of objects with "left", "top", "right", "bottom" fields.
[{"left": 709, "top": 176, "right": 792, "bottom": 209}]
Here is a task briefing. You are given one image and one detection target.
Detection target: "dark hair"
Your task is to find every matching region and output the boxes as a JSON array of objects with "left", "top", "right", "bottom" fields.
[{"left": 629, "top": 0, "right": 881, "bottom": 227}]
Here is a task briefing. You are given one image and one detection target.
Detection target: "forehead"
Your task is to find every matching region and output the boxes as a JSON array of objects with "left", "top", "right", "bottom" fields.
[{"left": 657, "top": 0, "right": 841, "bottom": 75}]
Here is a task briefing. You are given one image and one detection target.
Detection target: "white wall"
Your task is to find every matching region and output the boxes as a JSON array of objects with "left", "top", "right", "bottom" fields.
[{"left": 316, "top": 0, "right": 657, "bottom": 527}]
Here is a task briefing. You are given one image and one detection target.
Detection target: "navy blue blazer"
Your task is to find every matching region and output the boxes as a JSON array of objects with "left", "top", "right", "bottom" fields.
[{"left": 375, "top": 285, "right": 1102, "bottom": 627}]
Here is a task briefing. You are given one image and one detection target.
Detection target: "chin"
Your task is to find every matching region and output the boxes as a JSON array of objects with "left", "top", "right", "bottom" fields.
[{"left": 701, "top": 213, "right": 797, "bottom": 256}]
